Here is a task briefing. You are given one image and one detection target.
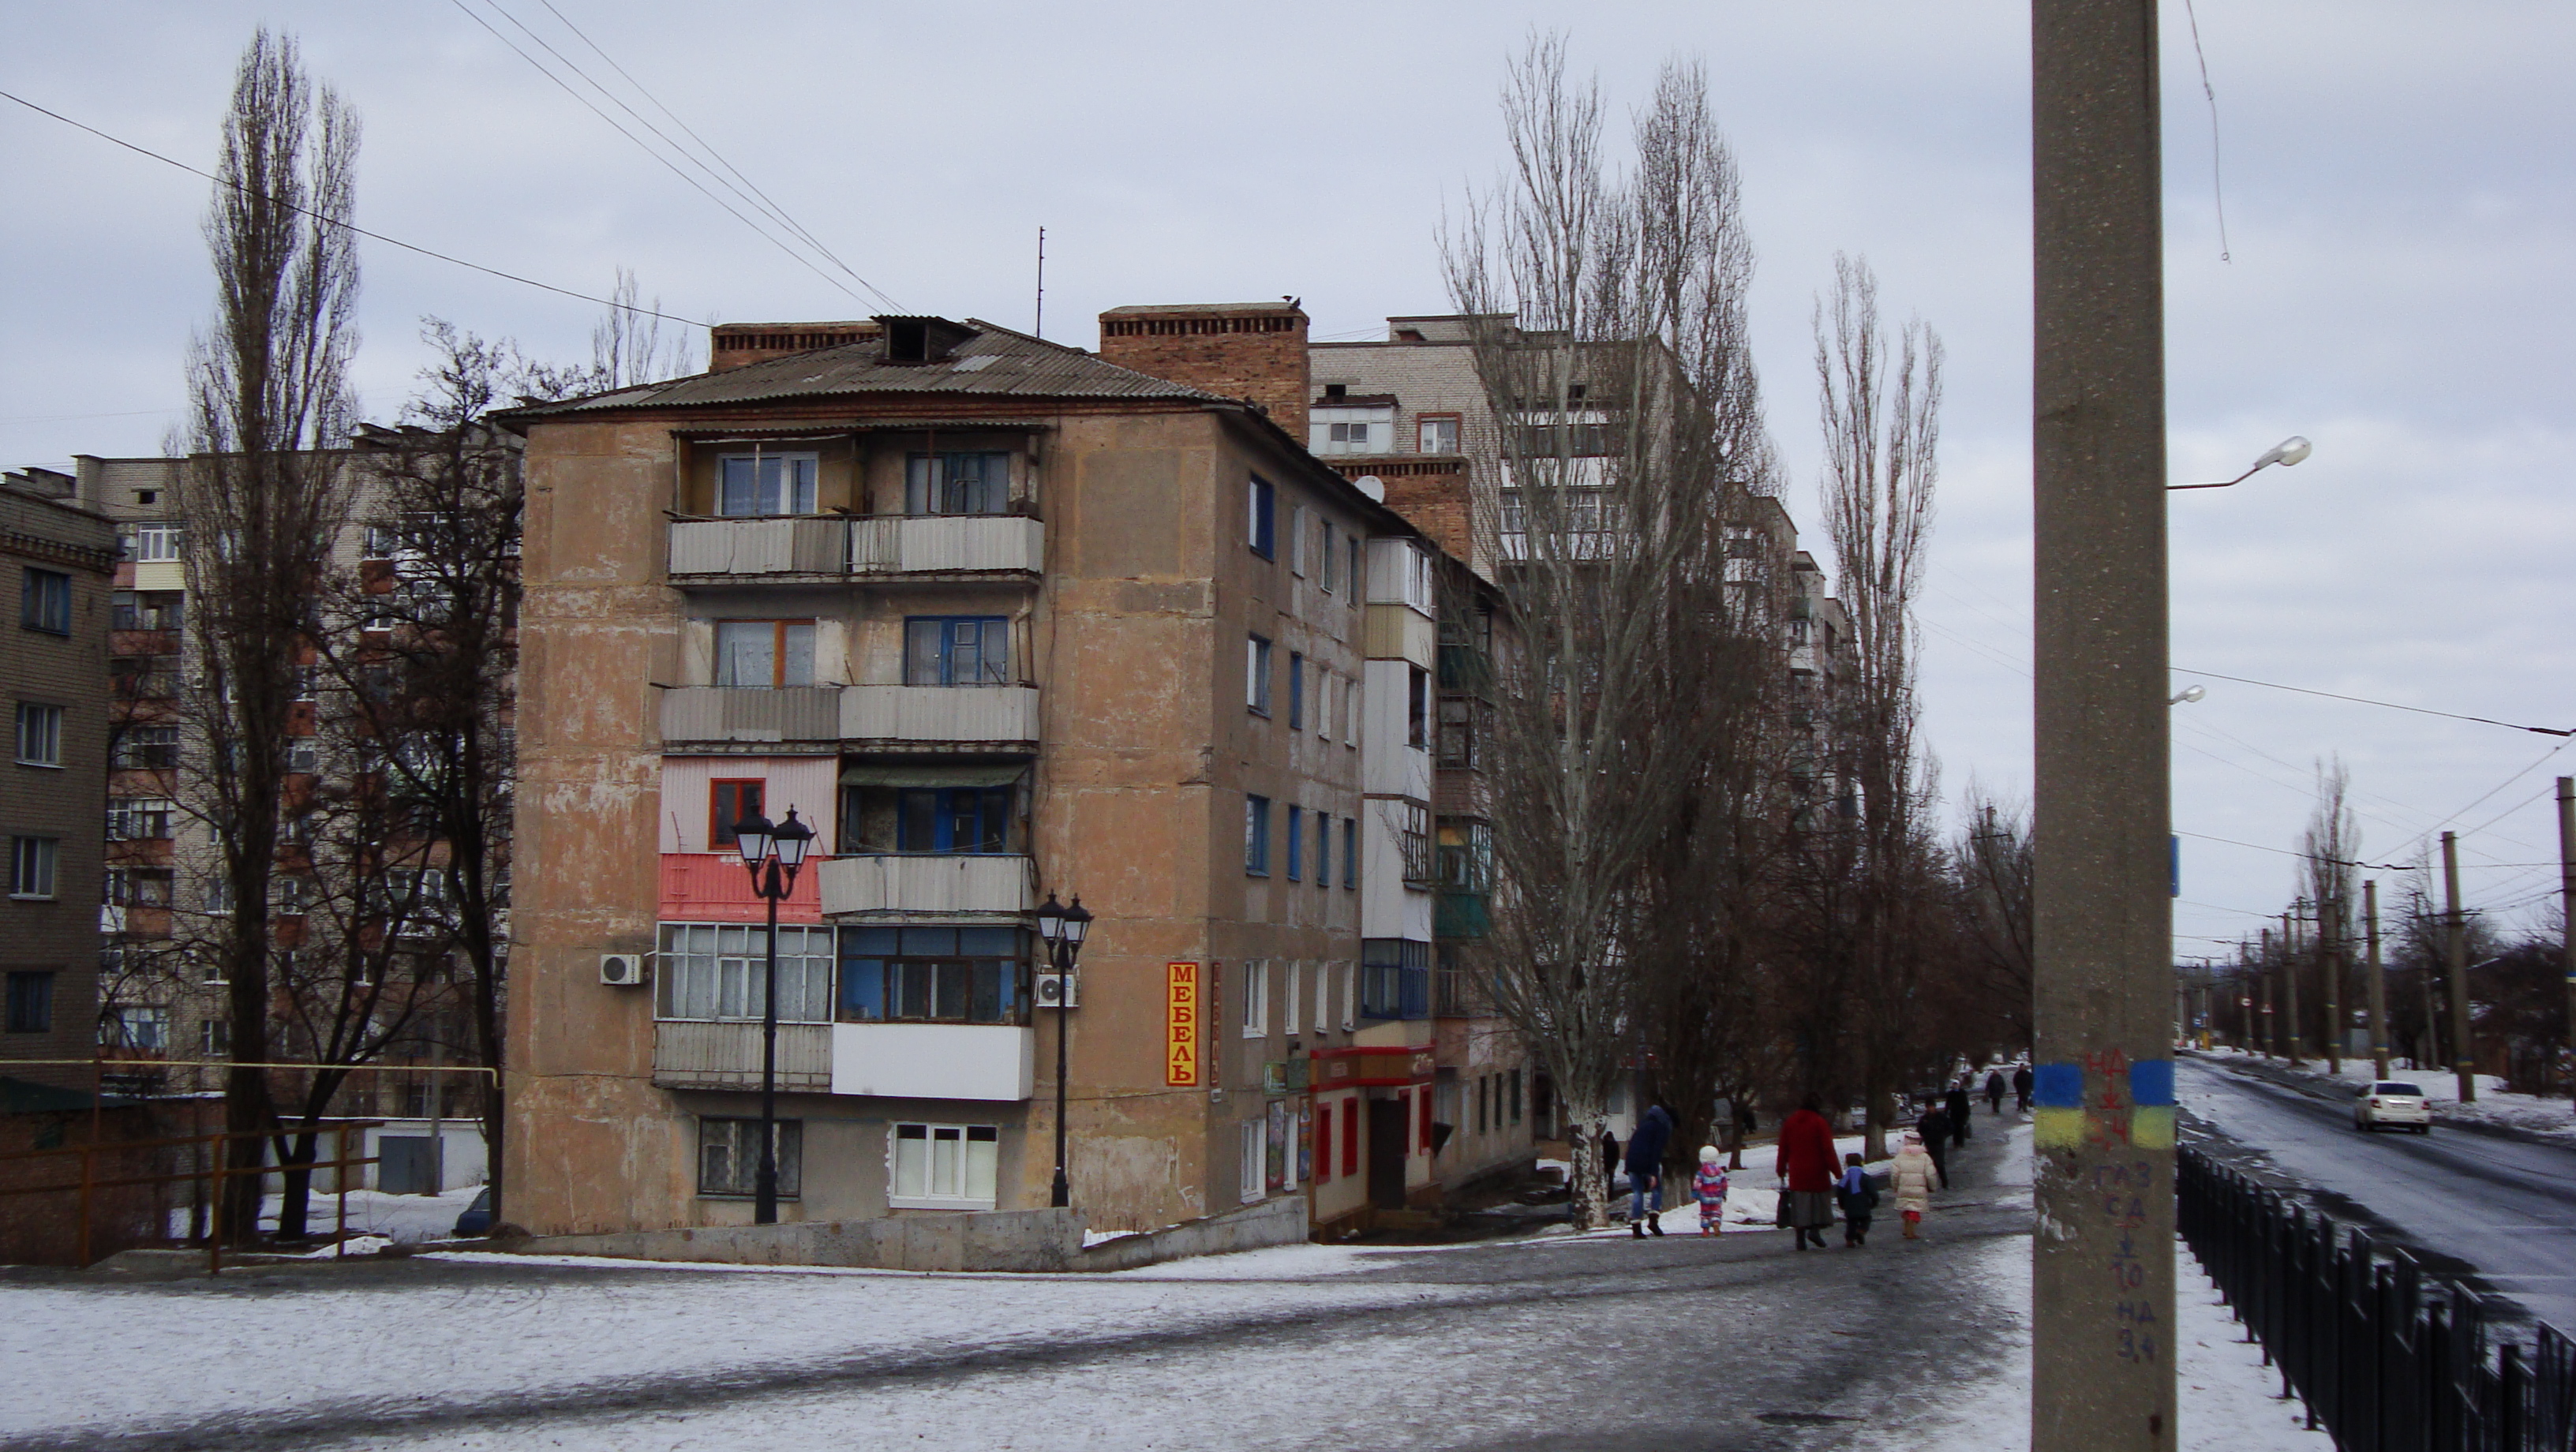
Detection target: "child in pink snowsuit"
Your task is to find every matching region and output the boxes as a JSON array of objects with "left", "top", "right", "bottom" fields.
[{"left": 1693, "top": 1145, "right": 1731, "bottom": 1235}]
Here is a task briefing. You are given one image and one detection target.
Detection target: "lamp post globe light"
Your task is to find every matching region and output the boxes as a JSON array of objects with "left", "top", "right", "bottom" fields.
[
  {"left": 1035, "top": 891, "right": 1092, "bottom": 1210},
  {"left": 736, "top": 806, "right": 814, "bottom": 1226}
]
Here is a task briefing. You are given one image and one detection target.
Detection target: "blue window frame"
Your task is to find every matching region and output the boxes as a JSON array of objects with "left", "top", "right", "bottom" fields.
[
  {"left": 1287, "top": 653, "right": 1304, "bottom": 729},
  {"left": 1285, "top": 805, "right": 1303, "bottom": 881},
  {"left": 838, "top": 925, "right": 1026, "bottom": 1024},
  {"left": 1249, "top": 477, "right": 1275, "bottom": 559},
  {"left": 1245, "top": 795, "right": 1271, "bottom": 875},
  {"left": 897, "top": 788, "right": 1012, "bottom": 853},
  {"left": 904, "top": 616, "right": 1009, "bottom": 686},
  {"left": 1343, "top": 818, "right": 1358, "bottom": 889}
]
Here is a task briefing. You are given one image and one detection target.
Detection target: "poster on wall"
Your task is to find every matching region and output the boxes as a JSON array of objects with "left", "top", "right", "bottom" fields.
[
  {"left": 1265, "top": 1098, "right": 1286, "bottom": 1192},
  {"left": 1297, "top": 1102, "right": 1312, "bottom": 1185},
  {"left": 1165, "top": 962, "right": 1200, "bottom": 1087}
]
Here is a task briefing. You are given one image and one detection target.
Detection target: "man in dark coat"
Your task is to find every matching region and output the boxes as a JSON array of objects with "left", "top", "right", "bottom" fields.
[
  {"left": 2012, "top": 1063, "right": 2034, "bottom": 1113},
  {"left": 1624, "top": 1102, "right": 1674, "bottom": 1237},
  {"left": 1985, "top": 1069, "right": 2008, "bottom": 1115},
  {"left": 1917, "top": 1103, "right": 1951, "bottom": 1188},
  {"left": 1945, "top": 1081, "right": 1974, "bottom": 1145}
]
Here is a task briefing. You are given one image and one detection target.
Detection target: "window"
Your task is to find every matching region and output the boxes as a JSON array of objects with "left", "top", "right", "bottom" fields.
[
  {"left": 1240, "top": 959, "right": 1268, "bottom": 1038},
  {"left": 897, "top": 788, "right": 1012, "bottom": 854},
  {"left": 200, "top": 1018, "right": 230, "bottom": 1056},
  {"left": 656, "top": 922, "right": 837, "bottom": 1023},
  {"left": 1240, "top": 1118, "right": 1264, "bottom": 1203},
  {"left": 106, "top": 798, "right": 172, "bottom": 842},
  {"left": 1362, "top": 938, "right": 1431, "bottom": 1019},
  {"left": 111, "top": 590, "right": 182, "bottom": 632},
  {"left": 1285, "top": 806, "right": 1303, "bottom": 881},
  {"left": 1399, "top": 802, "right": 1433, "bottom": 884},
  {"left": 698, "top": 1117, "right": 802, "bottom": 1197},
  {"left": 1245, "top": 635, "right": 1271, "bottom": 715},
  {"left": 1245, "top": 795, "right": 1271, "bottom": 876},
  {"left": 1417, "top": 414, "right": 1461, "bottom": 454},
  {"left": 1284, "top": 960, "right": 1301, "bottom": 1037},
  {"left": 892, "top": 1122, "right": 999, "bottom": 1208},
  {"left": 99, "top": 1004, "right": 167, "bottom": 1052},
  {"left": 837, "top": 925, "right": 1025, "bottom": 1025},
  {"left": 1319, "top": 520, "right": 1337, "bottom": 593},
  {"left": 1315, "top": 813, "right": 1330, "bottom": 890},
  {"left": 1343, "top": 818, "right": 1359, "bottom": 889},
  {"left": 275, "top": 876, "right": 311, "bottom": 914},
  {"left": 1437, "top": 698, "right": 1476, "bottom": 768},
  {"left": 1317, "top": 672, "right": 1333, "bottom": 741},
  {"left": 111, "top": 724, "right": 178, "bottom": 772},
  {"left": 1408, "top": 668, "right": 1430, "bottom": 749},
  {"left": 1289, "top": 505, "right": 1309, "bottom": 576},
  {"left": 9, "top": 837, "right": 57, "bottom": 899},
  {"left": 905, "top": 451, "right": 1010, "bottom": 515},
  {"left": 21, "top": 569, "right": 70, "bottom": 634},
  {"left": 1315, "top": 961, "right": 1332, "bottom": 1035},
  {"left": 1286, "top": 653, "right": 1303, "bottom": 729},
  {"left": 285, "top": 737, "right": 322, "bottom": 775},
  {"left": 904, "top": 616, "right": 1009, "bottom": 687},
  {"left": 1328, "top": 421, "right": 1370, "bottom": 447},
  {"left": 1249, "top": 477, "right": 1275, "bottom": 559},
  {"left": 126, "top": 522, "right": 182, "bottom": 562},
  {"left": 104, "top": 868, "right": 171, "bottom": 908},
  {"left": 1340, "top": 962, "right": 1357, "bottom": 1031},
  {"left": 1478, "top": 1075, "right": 1490, "bottom": 1135},
  {"left": 1344, "top": 675, "right": 1361, "bottom": 747},
  {"left": 4, "top": 971, "right": 53, "bottom": 1034},
  {"left": 711, "top": 780, "right": 763, "bottom": 850},
  {"left": 716, "top": 450, "right": 819, "bottom": 517},
  {"left": 16, "top": 704, "right": 62, "bottom": 767},
  {"left": 1438, "top": 821, "right": 1492, "bottom": 893},
  {"left": 1511, "top": 1068, "right": 1523, "bottom": 1125},
  {"left": 714, "top": 620, "right": 817, "bottom": 688}
]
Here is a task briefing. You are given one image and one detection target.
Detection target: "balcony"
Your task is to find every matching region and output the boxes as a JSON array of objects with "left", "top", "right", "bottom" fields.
[
  {"left": 653, "top": 1021, "right": 832, "bottom": 1092},
  {"left": 661, "top": 685, "right": 1040, "bottom": 749},
  {"left": 660, "top": 853, "right": 823, "bottom": 924},
  {"left": 819, "top": 855, "right": 1032, "bottom": 917},
  {"left": 668, "top": 516, "right": 1043, "bottom": 583},
  {"left": 831, "top": 1023, "right": 1034, "bottom": 1100}
]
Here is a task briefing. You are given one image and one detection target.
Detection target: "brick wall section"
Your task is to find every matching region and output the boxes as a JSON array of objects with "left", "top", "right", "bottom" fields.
[
  {"left": 1097, "top": 304, "right": 1311, "bottom": 442},
  {"left": 1371, "top": 466, "right": 1470, "bottom": 563}
]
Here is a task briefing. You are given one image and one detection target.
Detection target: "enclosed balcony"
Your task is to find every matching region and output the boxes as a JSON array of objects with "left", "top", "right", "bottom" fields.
[
  {"left": 818, "top": 854, "right": 1033, "bottom": 917},
  {"left": 667, "top": 515, "right": 1043, "bottom": 584},
  {"left": 652, "top": 1022, "right": 833, "bottom": 1092},
  {"left": 660, "top": 685, "right": 1040, "bottom": 749},
  {"left": 830, "top": 1024, "right": 1034, "bottom": 1100}
]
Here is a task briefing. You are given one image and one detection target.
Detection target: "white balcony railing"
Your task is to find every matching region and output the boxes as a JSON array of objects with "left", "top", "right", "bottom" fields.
[
  {"left": 818, "top": 855, "right": 1033, "bottom": 917},
  {"left": 661, "top": 685, "right": 1039, "bottom": 746},
  {"left": 831, "top": 1024, "right": 1035, "bottom": 1101},
  {"left": 668, "top": 516, "right": 1043, "bottom": 581},
  {"left": 652, "top": 1021, "right": 832, "bottom": 1092}
]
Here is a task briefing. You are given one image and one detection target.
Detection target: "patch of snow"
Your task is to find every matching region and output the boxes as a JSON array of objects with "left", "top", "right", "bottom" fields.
[
  {"left": 174, "top": 1187, "right": 485, "bottom": 1244},
  {"left": 2192, "top": 1047, "right": 2576, "bottom": 1147}
]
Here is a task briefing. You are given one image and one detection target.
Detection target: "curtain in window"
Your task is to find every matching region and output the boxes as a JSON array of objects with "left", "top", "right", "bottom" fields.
[
  {"left": 903, "top": 618, "right": 1008, "bottom": 686},
  {"left": 718, "top": 453, "right": 818, "bottom": 516},
  {"left": 904, "top": 452, "right": 1009, "bottom": 515},
  {"left": 656, "top": 923, "right": 833, "bottom": 1022}
]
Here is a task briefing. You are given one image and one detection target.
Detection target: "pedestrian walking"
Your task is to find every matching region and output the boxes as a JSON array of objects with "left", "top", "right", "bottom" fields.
[
  {"left": 2012, "top": 1063, "right": 2033, "bottom": 1113},
  {"left": 1599, "top": 1127, "right": 1619, "bottom": 1190},
  {"left": 1836, "top": 1151, "right": 1878, "bottom": 1247},
  {"left": 1985, "top": 1069, "right": 2006, "bottom": 1115},
  {"left": 1917, "top": 1103, "right": 1951, "bottom": 1189},
  {"left": 1625, "top": 1101, "right": 1673, "bottom": 1237},
  {"left": 1891, "top": 1131, "right": 1939, "bottom": 1239},
  {"left": 1693, "top": 1146, "right": 1731, "bottom": 1237},
  {"left": 1776, "top": 1095, "right": 1840, "bottom": 1251},
  {"left": 1945, "top": 1080, "right": 1974, "bottom": 1145}
]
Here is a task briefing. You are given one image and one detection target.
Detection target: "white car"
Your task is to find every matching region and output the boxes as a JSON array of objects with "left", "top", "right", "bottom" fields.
[{"left": 2354, "top": 1081, "right": 2432, "bottom": 1133}]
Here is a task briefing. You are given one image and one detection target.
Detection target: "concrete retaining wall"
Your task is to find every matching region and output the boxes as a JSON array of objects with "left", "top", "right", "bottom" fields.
[{"left": 1076, "top": 1196, "right": 1310, "bottom": 1272}]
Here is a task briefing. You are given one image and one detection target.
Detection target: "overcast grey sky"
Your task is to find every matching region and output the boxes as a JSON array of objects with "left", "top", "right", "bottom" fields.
[{"left": 6, "top": 2, "right": 2571, "bottom": 959}]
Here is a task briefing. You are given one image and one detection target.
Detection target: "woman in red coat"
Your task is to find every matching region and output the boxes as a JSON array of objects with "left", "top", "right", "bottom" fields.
[{"left": 1774, "top": 1095, "right": 1840, "bottom": 1251}]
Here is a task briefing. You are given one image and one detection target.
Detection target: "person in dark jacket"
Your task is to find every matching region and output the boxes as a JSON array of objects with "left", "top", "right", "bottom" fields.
[
  {"left": 1985, "top": 1069, "right": 2007, "bottom": 1114},
  {"left": 2013, "top": 1063, "right": 2034, "bottom": 1113},
  {"left": 1776, "top": 1095, "right": 1840, "bottom": 1250},
  {"left": 1600, "top": 1127, "right": 1619, "bottom": 1188},
  {"left": 1836, "top": 1151, "right": 1878, "bottom": 1248},
  {"left": 1624, "top": 1102, "right": 1674, "bottom": 1237},
  {"left": 1945, "top": 1081, "right": 1974, "bottom": 1145},
  {"left": 1917, "top": 1103, "right": 1951, "bottom": 1188}
]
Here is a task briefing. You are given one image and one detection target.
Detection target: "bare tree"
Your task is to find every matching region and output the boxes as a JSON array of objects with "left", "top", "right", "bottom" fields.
[
  {"left": 177, "top": 28, "right": 361, "bottom": 1241},
  {"left": 1809, "top": 253, "right": 1943, "bottom": 1156},
  {"left": 1952, "top": 784, "right": 2036, "bottom": 1053},
  {"left": 1442, "top": 39, "right": 1774, "bottom": 1228},
  {"left": 2297, "top": 756, "right": 2360, "bottom": 1066}
]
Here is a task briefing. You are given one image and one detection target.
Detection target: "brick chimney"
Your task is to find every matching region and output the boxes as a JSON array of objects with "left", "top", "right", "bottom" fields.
[
  {"left": 1097, "top": 302, "right": 1311, "bottom": 441},
  {"left": 707, "top": 320, "right": 878, "bottom": 372}
]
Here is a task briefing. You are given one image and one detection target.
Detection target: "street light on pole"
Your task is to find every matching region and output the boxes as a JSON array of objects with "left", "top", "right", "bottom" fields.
[
  {"left": 734, "top": 805, "right": 814, "bottom": 1226},
  {"left": 2166, "top": 436, "right": 2312, "bottom": 491},
  {"left": 1034, "top": 891, "right": 1091, "bottom": 1209}
]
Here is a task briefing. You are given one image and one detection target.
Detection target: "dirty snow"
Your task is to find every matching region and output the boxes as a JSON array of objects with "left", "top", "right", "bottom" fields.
[{"left": 2192, "top": 1046, "right": 2576, "bottom": 1147}]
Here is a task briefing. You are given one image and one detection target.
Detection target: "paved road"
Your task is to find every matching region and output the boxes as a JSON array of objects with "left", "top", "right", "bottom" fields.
[
  {"left": 2177, "top": 1054, "right": 2576, "bottom": 1332},
  {"left": 2, "top": 1125, "right": 2033, "bottom": 1452}
]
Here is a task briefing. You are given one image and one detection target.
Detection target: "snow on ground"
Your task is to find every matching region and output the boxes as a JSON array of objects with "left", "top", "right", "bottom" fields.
[
  {"left": 2193, "top": 1046, "right": 2576, "bottom": 1147},
  {"left": 169, "top": 1186, "right": 486, "bottom": 1244}
]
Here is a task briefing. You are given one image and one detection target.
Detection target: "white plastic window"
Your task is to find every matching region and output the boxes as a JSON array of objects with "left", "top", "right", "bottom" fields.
[{"left": 891, "top": 1123, "right": 999, "bottom": 1208}]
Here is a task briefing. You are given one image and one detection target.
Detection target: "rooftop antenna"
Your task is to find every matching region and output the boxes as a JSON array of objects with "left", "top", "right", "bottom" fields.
[{"left": 1034, "top": 226, "right": 1046, "bottom": 340}]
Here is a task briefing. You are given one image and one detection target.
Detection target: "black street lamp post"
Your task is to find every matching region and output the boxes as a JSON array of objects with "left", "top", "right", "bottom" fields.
[
  {"left": 1034, "top": 892, "right": 1091, "bottom": 1209},
  {"left": 733, "top": 806, "right": 814, "bottom": 1226}
]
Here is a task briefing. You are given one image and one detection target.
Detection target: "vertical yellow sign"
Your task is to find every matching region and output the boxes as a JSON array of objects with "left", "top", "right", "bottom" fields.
[{"left": 1166, "top": 962, "right": 1200, "bottom": 1087}]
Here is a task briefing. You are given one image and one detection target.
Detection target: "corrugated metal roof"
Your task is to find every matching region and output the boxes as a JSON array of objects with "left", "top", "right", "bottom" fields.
[{"left": 511, "top": 320, "right": 1227, "bottom": 417}]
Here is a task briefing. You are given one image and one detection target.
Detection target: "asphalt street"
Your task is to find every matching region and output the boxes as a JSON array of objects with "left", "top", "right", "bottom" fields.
[
  {"left": 1, "top": 1123, "right": 2032, "bottom": 1452},
  {"left": 2177, "top": 1054, "right": 2576, "bottom": 1333}
]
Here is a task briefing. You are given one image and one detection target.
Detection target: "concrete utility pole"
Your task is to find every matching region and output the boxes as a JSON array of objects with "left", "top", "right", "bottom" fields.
[
  {"left": 2364, "top": 879, "right": 2389, "bottom": 1080},
  {"left": 2443, "top": 831, "right": 2477, "bottom": 1102},
  {"left": 2320, "top": 895, "right": 2342, "bottom": 1075},
  {"left": 2559, "top": 778, "right": 2576, "bottom": 1106},
  {"left": 2260, "top": 929, "right": 2275, "bottom": 1057},
  {"left": 2029, "top": 2, "right": 2177, "bottom": 1445},
  {"left": 2281, "top": 910, "right": 2304, "bottom": 1066}
]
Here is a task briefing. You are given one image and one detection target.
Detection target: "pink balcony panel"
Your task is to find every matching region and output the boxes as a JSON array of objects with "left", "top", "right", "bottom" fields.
[{"left": 659, "top": 852, "right": 823, "bottom": 925}]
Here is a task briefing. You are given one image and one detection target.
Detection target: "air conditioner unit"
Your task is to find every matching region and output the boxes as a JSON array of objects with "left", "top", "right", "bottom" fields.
[
  {"left": 600, "top": 952, "right": 650, "bottom": 987},
  {"left": 1034, "top": 972, "right": 1079, "bottom": 1009}
]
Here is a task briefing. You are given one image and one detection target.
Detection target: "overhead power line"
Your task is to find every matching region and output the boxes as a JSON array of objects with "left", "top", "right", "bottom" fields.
[
  {"left": 2170, "top": 667, "right": 2572, "bottom": 738},
  {"left": 0, "top": 88, "right": 695, "bottom": 326}
]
